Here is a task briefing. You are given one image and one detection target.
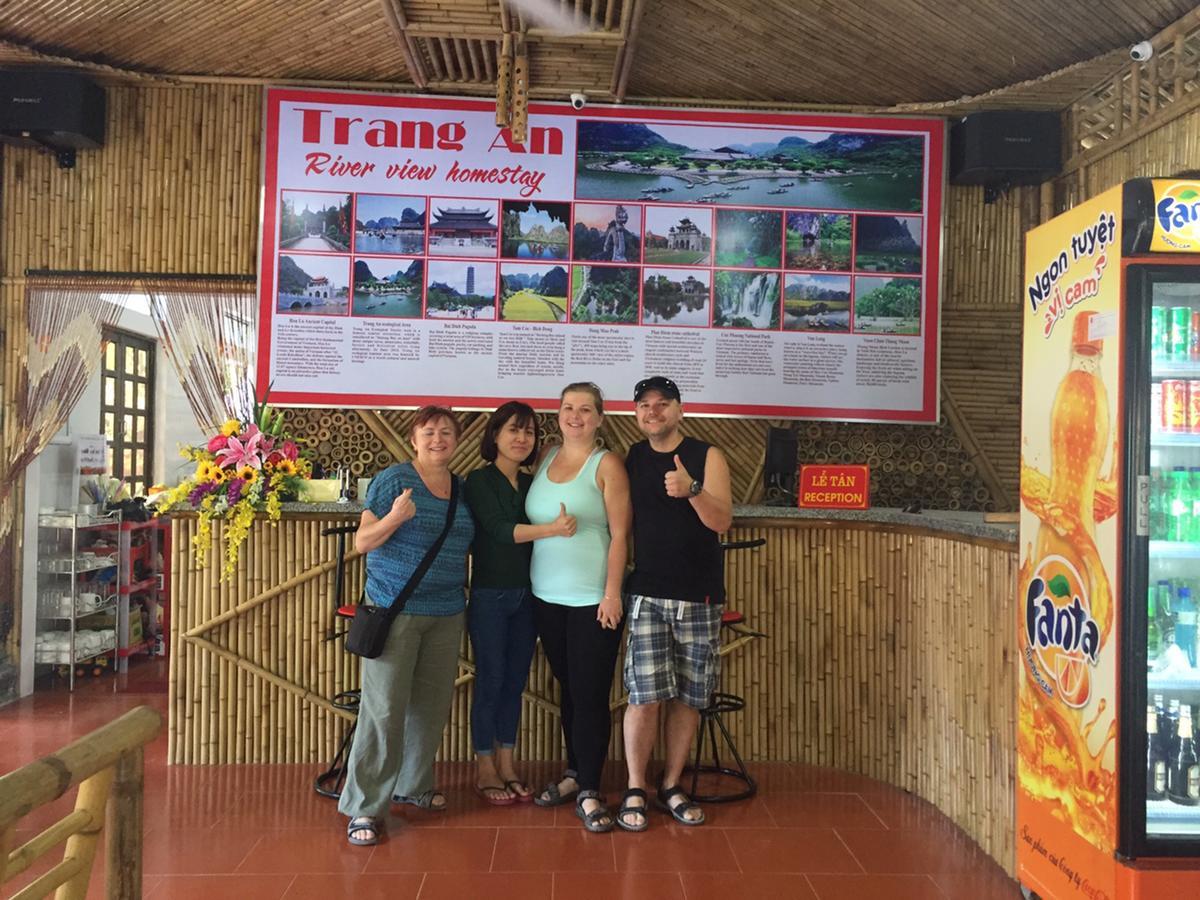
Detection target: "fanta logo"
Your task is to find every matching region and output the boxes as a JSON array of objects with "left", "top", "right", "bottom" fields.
[
  {"left": 1156, "top": 183, "right": 1200, "bottom": 237},
  {"left": 1026, "top": 575, "right": 1100, "bottom": 664}
]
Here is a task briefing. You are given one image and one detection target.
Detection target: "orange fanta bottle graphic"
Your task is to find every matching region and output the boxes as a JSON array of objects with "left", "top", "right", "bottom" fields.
[{"left": 1020, "top": 308, "right": 1117, "bottom": 855}]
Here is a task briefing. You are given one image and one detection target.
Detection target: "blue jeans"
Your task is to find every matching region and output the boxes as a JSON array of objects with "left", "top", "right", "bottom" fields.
[{"left": 467, "top": 587, "right": 537, "bottom": 754}]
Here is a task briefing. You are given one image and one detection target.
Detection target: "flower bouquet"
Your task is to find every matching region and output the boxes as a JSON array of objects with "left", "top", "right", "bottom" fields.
[{"left": 157, "top": 406, "right": 312, "bottom": 578}]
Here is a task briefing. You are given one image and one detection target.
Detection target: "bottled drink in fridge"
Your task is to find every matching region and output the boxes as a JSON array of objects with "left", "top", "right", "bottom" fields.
[
  {"left": 1169, "top": 709, "right": 1200, "bottom": 806},
  {"left": 1172, "top": 307, "right": 1192, "bottom": 360},
  {"left": 1169, "top": 467, "right": 1191, "bottom": 541},
  {"left": 1153, "top": 306, "right": 1169, "bottom": 362},
  {"left": 1149, "top": 585, "right": 1163, "bottom": 661},
  {"left": 1176, "top": 587, "right": 1198, "bottom": 668},
  {"left": 1148, "top": 704, "right": 1168, "bottom": 801}
]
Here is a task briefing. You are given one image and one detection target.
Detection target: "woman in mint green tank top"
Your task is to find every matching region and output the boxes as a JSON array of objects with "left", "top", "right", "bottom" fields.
[{"left": 525, "top": 383, "right": 630, "bottom": 833}]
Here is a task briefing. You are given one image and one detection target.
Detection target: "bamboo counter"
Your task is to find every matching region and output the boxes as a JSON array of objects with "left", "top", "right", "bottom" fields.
[{"left": 167, "top": 505, "right": 1018, "bottom": 872}]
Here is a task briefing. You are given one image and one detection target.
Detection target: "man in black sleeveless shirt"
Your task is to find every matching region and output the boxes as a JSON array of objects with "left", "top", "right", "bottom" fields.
[{"left": 617, "top": 376, "right": 733, "bottom": 831}]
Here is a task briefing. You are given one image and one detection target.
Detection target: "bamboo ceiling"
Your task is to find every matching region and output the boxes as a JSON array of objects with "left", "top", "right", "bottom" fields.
[{"left": 0, "top": 0, "right": 1195, "bottom": 111}]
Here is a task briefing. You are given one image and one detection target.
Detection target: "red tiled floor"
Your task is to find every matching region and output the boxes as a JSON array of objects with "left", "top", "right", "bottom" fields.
[
  {"left": 493, "top": 826, "right": 617, "bottom": 872},
  {"left": 763, "top": 791, "right": 887, "bottom": 829},
  {"left": 419, "top": 871, "right": 552, "bottom": 900},
  {"left": 726, "top": 827, "right": 864, "bottom": 874},
  {"left": 806, "top": 873, "right": 945, "bottom": 900},
  {"left": 145, "top": 874, "right": 294, "bottom": 899},
  {"left": 679, "top": 871, "right": 820, "bottom": 900},
  {"left": 557, "top": 871, "right": 687, "bottom": 900},
  {"left": 279, "top": 872, "right": 424, "bottom": 900},
  {"left": 0, "top": 660, "right": 1025, "bottom": 899},
  {"left": 612, "top": 825, "right": 740, "bottom": 872}
]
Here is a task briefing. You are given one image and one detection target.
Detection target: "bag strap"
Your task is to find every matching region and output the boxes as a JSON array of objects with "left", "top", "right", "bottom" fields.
[{"left": 380, "top": 475, "right": 460, "bottom": 620}]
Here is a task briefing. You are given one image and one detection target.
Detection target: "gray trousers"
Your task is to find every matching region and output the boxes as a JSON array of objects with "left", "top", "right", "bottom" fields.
[{"left": 337, "top": 610, "right": 464, "bottom": 819}]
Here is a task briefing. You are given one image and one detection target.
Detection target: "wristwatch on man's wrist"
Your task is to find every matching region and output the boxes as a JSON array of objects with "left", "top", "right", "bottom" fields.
[{"left": 688, "top": 479, "right": 703, "bottom": 497}]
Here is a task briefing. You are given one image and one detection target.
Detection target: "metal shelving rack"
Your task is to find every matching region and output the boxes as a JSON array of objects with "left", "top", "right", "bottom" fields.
[{"left": 35, "top": 510, "right": 122, "bottom": 691}]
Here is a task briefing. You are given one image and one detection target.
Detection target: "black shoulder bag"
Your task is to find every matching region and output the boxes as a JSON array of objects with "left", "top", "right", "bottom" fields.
[{"left": 345, "top": 476, "right": 460, "bottom": 659}]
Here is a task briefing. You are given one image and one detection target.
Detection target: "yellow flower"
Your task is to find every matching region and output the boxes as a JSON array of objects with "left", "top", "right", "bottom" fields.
[
  {"left": 236, "top": 466, "right": 259, "bottom": 484},
  {"left": 195, "top": 460, "right": 216, "bottom": 482},
  {"left": 272, "top": 458, "right": 298, "bottom": 476},
  {"left": 220, "top": 419, "right": 242, "bottom": 437}
]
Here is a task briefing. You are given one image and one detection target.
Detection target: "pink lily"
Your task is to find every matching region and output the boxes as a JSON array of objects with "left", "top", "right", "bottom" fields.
[
  {"left": 281, "top": 440, "right": 299, "bottom": 461},
  {"left": 215, "top": 425, "right": 266, "bottom": 469}
]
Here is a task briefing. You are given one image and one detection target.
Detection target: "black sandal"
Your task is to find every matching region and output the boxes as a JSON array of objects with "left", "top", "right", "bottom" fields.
[
  {"left": 616, "top": 788, "right": 649, "bottom": 832},
  {"left": 575, "top": 789, "right": 615, "bottom": 833},
  {"left": 533, "top": 772, "right": 580, "bottom": 808},
  {"left": 346, "top": 816, "right": 382, "bottom": 846},
  {"left": 656, "top": 783, "right": 705, "bottom": 826}
]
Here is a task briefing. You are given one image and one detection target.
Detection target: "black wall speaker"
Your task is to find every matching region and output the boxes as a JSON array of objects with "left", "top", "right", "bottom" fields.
[
  {"left": 949, "top": 110, "right": 1060, "bottom": 187},
  {"left": 0, "top": 69, "right": 106, "bottom": 152}
]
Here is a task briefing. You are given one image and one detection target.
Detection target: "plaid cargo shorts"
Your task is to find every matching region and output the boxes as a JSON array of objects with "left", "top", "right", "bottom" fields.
[{"left": 622, "top": 594, "right": 722, "bottom": 709}]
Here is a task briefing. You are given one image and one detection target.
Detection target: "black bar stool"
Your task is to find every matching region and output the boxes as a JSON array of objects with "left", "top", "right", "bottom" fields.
[
  {"left": 313, "top": 523, "right": 361, "bottom": 799},
  {"left": 685, "top": 537, "right": 767, "bottom": 804}
]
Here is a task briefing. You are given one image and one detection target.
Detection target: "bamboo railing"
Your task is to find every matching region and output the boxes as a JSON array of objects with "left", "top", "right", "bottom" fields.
[{"left": 0, "top": 706, "right": 161, "bottom": 900}]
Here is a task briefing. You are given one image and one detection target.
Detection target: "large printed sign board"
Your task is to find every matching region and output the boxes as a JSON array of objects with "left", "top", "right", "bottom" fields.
[
  {"left": 256, "top": 88, "right": 943, "bottom": 419},
  {"left": 1018, "top": 184, "right": 1123, "bottom": 900}
]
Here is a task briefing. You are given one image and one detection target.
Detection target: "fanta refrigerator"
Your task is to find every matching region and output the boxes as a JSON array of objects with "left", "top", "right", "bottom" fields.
[{"left": 1019, "top": 177, "right": 1200, "bottom": 900}]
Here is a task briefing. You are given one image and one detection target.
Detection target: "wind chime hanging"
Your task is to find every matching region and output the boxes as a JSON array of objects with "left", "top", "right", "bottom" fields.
[{"left": 495, "top": 32, "right": 529, "bottom": 144}]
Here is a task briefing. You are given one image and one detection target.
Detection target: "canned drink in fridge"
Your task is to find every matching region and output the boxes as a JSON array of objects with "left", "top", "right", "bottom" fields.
[
  {"left": 1192, "top": 312, "right": 1200, "bottom": 361},
  {"left": 1172, "top": 307, "right": 1193, "bottom": 360},
  {"left": 1189, "top": 382, "right": 1200, "bottom": 433},
  {"left": 1152, "top": 382, "right": 1164, "bottom": 431},
  {"left": 1153, "top": 307, "right": 1170, "bottom": 361},
  {"left": 1164, "top": 380, "right": 1189, "bottom": 432}
]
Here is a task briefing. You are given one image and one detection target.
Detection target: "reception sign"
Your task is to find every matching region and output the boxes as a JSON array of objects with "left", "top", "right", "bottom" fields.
[
  {"left": 798, "top": 465, "right": 870, "bottom": 508},
  {"left": 256, "top": 88, "right": 943, "bottom": 419}
]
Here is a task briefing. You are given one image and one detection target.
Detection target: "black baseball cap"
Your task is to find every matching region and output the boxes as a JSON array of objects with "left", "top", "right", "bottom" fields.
[{"left": 634, "top": 376, "right": 681, "bottom": 403}]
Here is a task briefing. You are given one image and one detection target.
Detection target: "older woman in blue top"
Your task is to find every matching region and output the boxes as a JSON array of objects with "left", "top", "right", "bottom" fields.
[
  {"left": 340, "top": 406, "right": 474, "bottom": 847},
  {"left": 526, "top": 382, "right": 630, "bottom": 832}
]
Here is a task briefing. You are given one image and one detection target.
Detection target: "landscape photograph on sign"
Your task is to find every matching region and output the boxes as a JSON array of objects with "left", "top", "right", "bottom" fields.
[
  {"left": 575, "top": 120, "right": 924, "bottom": 211},
  {"left": 714, "top": 208, "right": 783, "bottom": 268},
  {"left": 854, "top": 214, "right": 923, "bottom": 274},
  {"left": 572, "top": 202, "right": 643, "bottom": 263},
  {"left": 853, "top": 275, "right": 921, "bottom": 335},
  {"left": 279, "top": 190, "right": 352, "bottom": 252},
  {"left": 276, "top": 253, "right": 350, "bottom": 315},
  {"left": 642, "top": 267, "right": 710, "bottom": 327},
  {"left": 499, "top": 262, "right": 569, "bottom": 322},
  {"left": 643, "top": 206, "right": 713, "bottom": 265},
  {"left": 425, "top": 260, "right": 497, "bottom": 319},
  {"left": 427, "top": 198, "right": 499, "bottom": 256},
  {"left": 353, "top": 194, "right": 427, "bottom": 255},
  {"left": 783, "top": 273, "right": 851, "bottom": 333},
  {"left": 713, "top": 270, "right": 780, "bottom": 330},
  {"left": 500, "top": 200, "right": 571, "bottom": 260},
  {"left": 571, "top": 265, "right": 640, "bottom": 323},
  {"left": 785, "top": 212, "right": 852, "bottom": 271},
  {"left": 351, "top": 258, "right": 424, "bottom": 318}
]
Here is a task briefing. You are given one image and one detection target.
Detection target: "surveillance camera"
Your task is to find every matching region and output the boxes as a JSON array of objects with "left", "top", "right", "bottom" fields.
[
  {"left": 570, "top": 92, "right": 587, "bottom": 110},
  {"left": 1130, "top": 41, "right": 1154, "bottom": 62}
]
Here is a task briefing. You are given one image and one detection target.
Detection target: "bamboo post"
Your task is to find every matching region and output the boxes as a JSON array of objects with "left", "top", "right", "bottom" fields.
[{"left": 104, "top": 748, "right": 144, "bottom": 900}]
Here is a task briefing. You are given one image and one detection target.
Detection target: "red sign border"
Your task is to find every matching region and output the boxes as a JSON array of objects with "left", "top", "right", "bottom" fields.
[{"left": 256, "top": 88, "right": 944, "bottom": 423}]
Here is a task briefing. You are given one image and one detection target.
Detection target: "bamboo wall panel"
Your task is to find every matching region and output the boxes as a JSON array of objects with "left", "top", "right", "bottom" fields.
[{"left": 168, "top": 513, "right": 1018, "bottom": 872}]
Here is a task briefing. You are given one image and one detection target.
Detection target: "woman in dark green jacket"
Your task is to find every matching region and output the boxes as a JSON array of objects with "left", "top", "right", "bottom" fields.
[{"left": 464, "top": 401, "right": 576, "bottom": 804}]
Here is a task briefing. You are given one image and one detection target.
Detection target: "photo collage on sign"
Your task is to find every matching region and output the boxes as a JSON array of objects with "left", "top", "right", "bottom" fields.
[
  {"left": 571, "top": 118, "right": 927, "bottom": 336},
  {"left": 274, "top": 117, "right": 923, "bottom": 333}
]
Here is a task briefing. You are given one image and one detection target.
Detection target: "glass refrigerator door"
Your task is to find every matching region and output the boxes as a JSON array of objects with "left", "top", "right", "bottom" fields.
[{"left": 1138, "top": 265, "right": 1200, "bottom": 852}]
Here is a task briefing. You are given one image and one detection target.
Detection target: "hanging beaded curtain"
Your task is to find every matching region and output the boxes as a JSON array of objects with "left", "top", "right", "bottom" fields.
[
  {"left": 0, "top": 274, "right": 127, "bottom": 701},
  {"left": 142, "top": 276, "right": 258, "bottom": 434}
]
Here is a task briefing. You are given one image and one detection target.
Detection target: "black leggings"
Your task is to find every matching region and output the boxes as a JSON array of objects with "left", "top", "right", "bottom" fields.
[{"left": 533, "top": 597, "right": 625, "bottom": 792}]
